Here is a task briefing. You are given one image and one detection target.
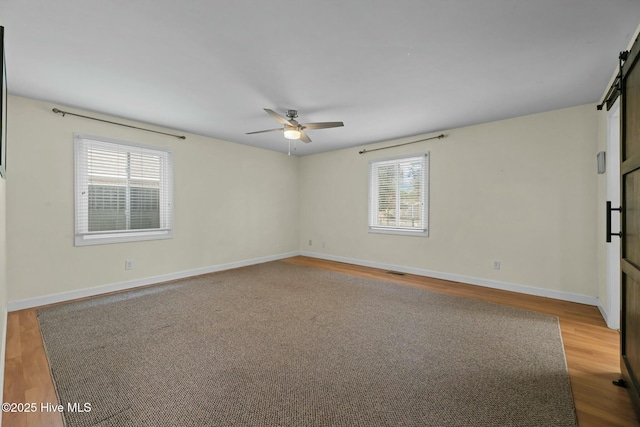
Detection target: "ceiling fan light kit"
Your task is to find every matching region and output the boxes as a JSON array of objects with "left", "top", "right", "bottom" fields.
[
  {"left": 283, "top": 128, "right": 301, "bottom": 140},
  {"left": 247, "top": 108, "right": 344, "bottom": 146}
]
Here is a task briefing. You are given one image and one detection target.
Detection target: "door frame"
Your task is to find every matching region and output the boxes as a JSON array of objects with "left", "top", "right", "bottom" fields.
[{"left": 606, "top": 99, "right": 621, "bottom": 330}]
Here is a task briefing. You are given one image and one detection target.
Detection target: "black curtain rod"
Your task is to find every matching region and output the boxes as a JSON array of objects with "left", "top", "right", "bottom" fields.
[
  {"left": 358, "top": 134, "right": 446, "bottom": 154},
  {"left": 52, "top": 108, "right": 186, "bottom": 140}
]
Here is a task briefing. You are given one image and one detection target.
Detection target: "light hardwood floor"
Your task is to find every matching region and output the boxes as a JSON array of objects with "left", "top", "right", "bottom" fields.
[{"left": 2, "top": 255, "right": 638, "bottom": 427}]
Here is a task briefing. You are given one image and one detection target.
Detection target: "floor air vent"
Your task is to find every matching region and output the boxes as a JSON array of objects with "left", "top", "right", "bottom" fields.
[{"left": 386, "top": 270, "right": 406, "bottom": 276}]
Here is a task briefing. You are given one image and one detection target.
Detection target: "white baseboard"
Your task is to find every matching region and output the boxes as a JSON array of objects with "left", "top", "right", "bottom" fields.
[
  {"left": 300, "top": 251, "right": 600, "bottom": 307},
  {"left": 8, "top": 250, "right": 601, "bottom": 312},
  {"left": 597, "top": 299, "right": 621, "bottom": 330},
  {"left": 7, "top": 252, "right": 299, "bottom": 312},
  {"left": 597, "top": 300, "right": 609, "bottom": 326}
]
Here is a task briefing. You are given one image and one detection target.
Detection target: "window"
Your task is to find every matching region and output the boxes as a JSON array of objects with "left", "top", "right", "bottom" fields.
[
  {"left": 368, "top": 154, "right": 428, "bottom": 236},
  {"left": 74, "top": 135, "right": 173, "bottom": 246}
]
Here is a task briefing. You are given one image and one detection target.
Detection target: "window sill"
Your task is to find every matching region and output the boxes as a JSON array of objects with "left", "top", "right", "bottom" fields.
[
  {"left": 75, "top": 229, "right": 173, "bottom": 246},
  {"left": 368, "top": 227, "right": 429, "bottom": 237}
]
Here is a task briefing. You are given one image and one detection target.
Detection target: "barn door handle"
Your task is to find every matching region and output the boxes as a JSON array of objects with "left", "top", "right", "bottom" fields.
[{"left": 607, "top": 201, "right": 622, "bottom": 242}]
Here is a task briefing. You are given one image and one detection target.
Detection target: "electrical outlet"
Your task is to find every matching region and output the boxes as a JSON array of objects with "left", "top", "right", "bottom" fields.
[
  {"left": 125, "top": 259, "right": 134, "bottom": 270},
  {"left": 309, "top": 240, "right": 312, "bottom": 246},
  {"left": 493, "top": 261, "right": 500, "bottom": 270},
  {"left": 322, "top": 242, "right": 326, "bottom": 249}
]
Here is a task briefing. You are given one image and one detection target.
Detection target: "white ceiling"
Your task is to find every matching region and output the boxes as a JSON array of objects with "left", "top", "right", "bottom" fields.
[{"left": 2, "top": 1, "right": 640, "bottom": 155}]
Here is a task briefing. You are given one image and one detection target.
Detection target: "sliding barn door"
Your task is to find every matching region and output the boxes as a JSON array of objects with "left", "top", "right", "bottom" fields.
[{"left": 621, "top": 36, "right": 640, "bottom": 417}]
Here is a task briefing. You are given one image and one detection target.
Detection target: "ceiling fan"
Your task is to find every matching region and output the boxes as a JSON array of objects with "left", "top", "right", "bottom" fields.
[{"left": 246, "top": 109, "right": 344, "bottom": 143}]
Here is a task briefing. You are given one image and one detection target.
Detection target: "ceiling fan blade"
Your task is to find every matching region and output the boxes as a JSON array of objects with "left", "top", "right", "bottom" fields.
[
  {"left": 299, "top": 131, "right": 312, "bottom": 143},
  {"left": 300, "top": 121, "right": 344, "bottom": 130},
  {"left": 246, "top": 128, "right": 282, "bottom": 135},
  {"left": 264, "top": 109, "right": 296, "bottom": 126}
]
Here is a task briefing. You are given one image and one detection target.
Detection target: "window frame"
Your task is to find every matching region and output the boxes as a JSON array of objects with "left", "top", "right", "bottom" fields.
[
  {"left": 368, "top": 153, "right": 429, "bottom": 237},
  {"left": 74, "top": 134, "right": 173, "bottom": 246}
]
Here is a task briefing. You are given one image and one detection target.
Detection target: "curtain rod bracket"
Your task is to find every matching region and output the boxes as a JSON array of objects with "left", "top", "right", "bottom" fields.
[{"left": 52, "top": 108, "right": 186, "bottom": 140}]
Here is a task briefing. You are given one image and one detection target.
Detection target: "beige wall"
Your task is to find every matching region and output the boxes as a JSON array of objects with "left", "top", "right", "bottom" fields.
[
  {"left": 0, "top": 20, "right": 7, "bottom": 416},
  {"left": 0, "top": 154, "right": 6, "bottom": 407},
  {"left": 4, "top": 97, "right": 604, "bottom": 306},
  {"left": 7, "top": 96, "right": 299, "bottom": 303},
  {"left": 299, "top": 104, "right": 600, "bottom": 297}
]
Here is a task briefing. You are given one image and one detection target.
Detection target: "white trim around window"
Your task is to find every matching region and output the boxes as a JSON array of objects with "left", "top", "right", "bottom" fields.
[
  {"left": 368, "top": 153, "right": 429, "bottom": 236},
  {"left": 74, "top": 134, "right": 173, "bottom": 246}
]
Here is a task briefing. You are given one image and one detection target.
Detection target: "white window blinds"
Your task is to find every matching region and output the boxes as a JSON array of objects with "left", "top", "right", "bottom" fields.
[
  {"left": 74, "top": 135, "right": 173, "bottom": 246},
  {"left": 368, "top": 154, "right": 428, "bottom": 235}
]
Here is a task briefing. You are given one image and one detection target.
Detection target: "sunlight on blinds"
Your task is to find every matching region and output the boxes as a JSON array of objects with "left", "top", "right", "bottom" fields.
[
  {"left": 369, "top": 154, "right": 428, "bottom": 234},
  {"left": 75, "top": 135, "right": 172, "bottom": 245}
]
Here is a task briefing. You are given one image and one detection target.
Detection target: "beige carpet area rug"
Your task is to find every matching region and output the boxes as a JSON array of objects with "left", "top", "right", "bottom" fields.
[{"left": 37, "top": 261, "right": 578, "bottom": 427}]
